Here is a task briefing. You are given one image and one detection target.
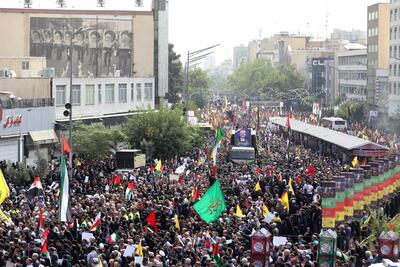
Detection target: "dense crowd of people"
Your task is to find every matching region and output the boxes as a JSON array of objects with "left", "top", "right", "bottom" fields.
[{"left": 0, "top": 103, "right": 399, "bottom": 267}]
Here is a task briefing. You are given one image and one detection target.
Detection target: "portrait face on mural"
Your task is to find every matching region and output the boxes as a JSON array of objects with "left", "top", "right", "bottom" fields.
[
  {"left": 31, "top": 30, "right": 42, "bottom": 43},
  {"left": 30, "top": 16, "right": 133, "bottom": 78},
  {"left": 53, "top": 31, "right": 63, "bottom": 45},
  {"left": 119, "top": 31, "right": 132, "bottom": 49},
  {"left": 103, "top": 30, "right": 116, "bottom": 48}
]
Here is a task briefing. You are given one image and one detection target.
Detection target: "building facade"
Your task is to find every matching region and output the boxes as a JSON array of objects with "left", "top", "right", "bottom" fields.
[
  {"left": 153, "top": 0, "right": 169, "bottom": 105},
  {"left": 0, "top": 8, "right": 156, "bottom": 120},
  {"left": 335, "top": 44, "right": 368, "bottom": 102},
  {"left": 52, "top": 77, "right": 154, "bottom": 121},
  {"left": 389, "top": 0, "right": 400, "bottom": 115},
  {"left": 367, "top": 3, "right": 390, "bottom": 116},
  {"left": 233, "top": 45, "right": 248, "bottom": 69}
]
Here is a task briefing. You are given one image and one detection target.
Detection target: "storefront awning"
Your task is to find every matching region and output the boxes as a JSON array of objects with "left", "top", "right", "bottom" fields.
[{"left": 29, "top": 130, "right": 58, "bottom": 144}]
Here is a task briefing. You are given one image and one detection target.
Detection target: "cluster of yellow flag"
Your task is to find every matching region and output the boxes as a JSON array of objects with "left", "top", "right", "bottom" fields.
[
  {"left": 155, "top": 160, "right": 162, "bottom": 171},
  {"left": 0, "top": 169, "right": 10, "bottom": 205},
  {"left": 352, "top": 156, "right": 359, "bottom": 168},
  {"left": 174, "top": 214, "right": 180, "bottom": 231},
  {"left": 136, "top": 240, "right": 143, "bottom": 257},
  {"left": 236, "top": 204, "right": 244, "bottom": 218},
  {"left": 281, "top": 192, "right": 290, "bottom": 212},
  {"left": 254, "top": 182, "right": 261, "bottom": 192}
]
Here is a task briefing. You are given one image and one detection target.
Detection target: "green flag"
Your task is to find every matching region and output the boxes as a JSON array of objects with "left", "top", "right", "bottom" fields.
[{"left": 193, "top": 180, "right": 226, "bottom": 223}]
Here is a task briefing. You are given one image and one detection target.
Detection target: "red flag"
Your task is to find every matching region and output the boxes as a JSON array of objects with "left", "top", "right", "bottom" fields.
[
  {"left": 191, "top": 186, "right": 200, "bottom": 201},
  {"left": 212, "top": 166, "right": 217, "bottom": 177},
  {"left": 113, "top": 175, "right": 121, "bottom": 185},
  {"left": 255, "top": 168, "right": 261, "bottom": 175},
  {"left": 62, "top": 137, "right": 72, "bottom": 154},
  {"left": 146, "top": 210, "right": 158, "bottom": 233},
  {"left": 178, "top": 176, "right": 184, "bottom": 185},
  {"left": 285, "top": 116, "right": 291, "bottom": 129},
  {"left": 205, "top": 239, "right": 211, "bottom": 249},
  {"left": 39, "top": 208, "right": 44, "bottom": 229},
  {"left": 245, "top": 199, "right": 251, "bottom": 209},
  {"left": 41, "top": 238, "right": 48, "bottom": 254},
  {"left": 212, "top": 243, "right": 219, "bottom": 255},
  {"left": 307, "top": 164, "right": 315, "bottom": 177},
  {"left": 296, "top": 176, "right": 302, "bottom": 184}
]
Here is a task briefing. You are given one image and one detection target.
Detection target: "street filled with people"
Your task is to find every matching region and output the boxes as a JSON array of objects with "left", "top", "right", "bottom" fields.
[{"left": 0, "top": 103, "right": 399, "bottom": 267}]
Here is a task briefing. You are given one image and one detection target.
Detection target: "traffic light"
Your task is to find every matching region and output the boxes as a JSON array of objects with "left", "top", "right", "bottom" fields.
[{"left": 63, "top": 103, "right": 71, "bottom": 117}]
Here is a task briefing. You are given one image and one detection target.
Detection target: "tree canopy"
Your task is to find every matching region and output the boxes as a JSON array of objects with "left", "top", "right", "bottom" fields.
[
  {"left": 228, "top": 59, "right": 305, "bottom": 99},
  {"left": 188, "top": 68, "right": 211, "bottom": 108},
  {"left": 123, "top": 109, "right": 204, "bottom": 160},
  {"left": 166, "top": 44, "right": 184, "bottom": 103},
  {"left": 72, "top": 122, "right": 127, "bottom": 160}
]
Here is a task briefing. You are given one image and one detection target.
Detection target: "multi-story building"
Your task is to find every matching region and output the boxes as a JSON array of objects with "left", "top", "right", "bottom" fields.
[
  {"left": 335, "top": 43, "right": 368, "bottom": 102},
  {"left": 308, "top": 57, "right": 334, "bottom": 106},
  {"left": 233, "top": 45, "right": 248, "bottom": 69},
  {"left": 367, "top": 3, "right": 390, "bottom": 117},
  {"left": 0, "top": 7, "right": 158, "bottom": 124},
  {"left": 389, "top": 0, "right": 400, "bottom": 115}
]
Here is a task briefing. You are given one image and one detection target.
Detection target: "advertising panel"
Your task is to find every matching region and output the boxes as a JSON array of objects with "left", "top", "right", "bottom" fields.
[{"left": 30, "top": 16, "right": 133, "bottom": 78}]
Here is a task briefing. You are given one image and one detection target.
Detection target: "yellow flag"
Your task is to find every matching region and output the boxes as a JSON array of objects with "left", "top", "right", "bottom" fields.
[
  {"left": 288, "top": 177, "right": 295, "bottom": 196},
  {"left": 0, "top": 169, "right": 10, "bottom": 205},
  {"left": 99, "top": 256, "right": 104, "bottom": 267},
  {"left": 174, "top": 214, "right": 180, "bottom": 231},
  {"left": 351, "top": 156, "right": 359, "bottom": 167},
  {"left": 262, "top": 203, "right": 270, "bottom": 217},
  {"left": 236, "top": 204, "right": 244, "bottom": 218},
  {"left": 281, "top": 192, "right": 290, "bottom": 212},
  {"left": 136, "top": 240, "right": 143, "bottom": 256},
  {"left": 254, "top": 182, "right": 261, "bottom": 192},
  {"left": 0, "top": 210, "right": 12, "bottom": 225},
  {"left": 155, "top": 160, "right": 162, "bottom": 171}
]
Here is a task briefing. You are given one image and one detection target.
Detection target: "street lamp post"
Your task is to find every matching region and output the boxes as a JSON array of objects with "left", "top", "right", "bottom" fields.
[
  {"left": 184, "top": 44, "right": 220, "bottom": 116},
  {"left": 67, "top": 27, "right": 92, "bottom": 166}
]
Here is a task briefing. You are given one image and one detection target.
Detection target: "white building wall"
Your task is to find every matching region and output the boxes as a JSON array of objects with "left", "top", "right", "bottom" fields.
[
  {"left": 157, "top": 1, "right": 169, "bottom": 97},
  {"left": 389, "top": 0, "right": 400, "bottom": 116},
  {"left": 53, "top": 77, "right": 155, "bottom": 120}
]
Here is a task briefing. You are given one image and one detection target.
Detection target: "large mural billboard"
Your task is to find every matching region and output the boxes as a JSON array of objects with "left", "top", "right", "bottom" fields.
[{"left": 30, "top": 16, "right": 133, "bottom": 78}]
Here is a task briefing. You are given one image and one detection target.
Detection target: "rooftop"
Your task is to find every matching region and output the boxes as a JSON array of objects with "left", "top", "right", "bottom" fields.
[{"left": 270, "top": 117, "right": 388, "bottom": 151}]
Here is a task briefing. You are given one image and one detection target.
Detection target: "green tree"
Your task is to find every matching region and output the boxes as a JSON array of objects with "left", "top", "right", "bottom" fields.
[
  {"left": 228, "top": 59, "right": 305, "bottom": 99},
  {"left": 188, "top": 68, "right": 211, "bottom": 108},
  {"left": 166, "top": 44, "right": 184, "bottom": 103},
  {"left": 34, "top": 152, "right": 49, "bottom": 178},
  {"left": 72, "top": 122, "right": 127, "bottom": 160},
  {"left": 388, "top": 107, "right": 400, "bottom": 133},
  {"left": 123, "top": 109, "right": 204, "bottom": 159},
  {"left": 336, "top": 101, "right": 366, "bottom": 122}
]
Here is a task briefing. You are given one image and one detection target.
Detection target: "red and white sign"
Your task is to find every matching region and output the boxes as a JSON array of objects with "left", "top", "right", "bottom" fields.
[{"left": 3, "top": 115, "right": 22, "bottom": 128}]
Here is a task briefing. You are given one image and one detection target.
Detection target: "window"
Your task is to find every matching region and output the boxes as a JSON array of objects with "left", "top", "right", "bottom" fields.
[
  {"left": 98, "top": 84, "right": 102, "bottom": 104},
  {"left": 118, "top": 84, "right": 127, "bottom": 103},
  {"left": 394, "top": 83, "right": 397, "bottom": 95},
  {"left": 72, "top": 85, "right": 81, "bottom": 105},
  {"left": 56, "top": 85, "right": 66, "bottom": 106},
  {"left": 144, "top": 83, "right": 153, "bottom": 100},
  {"left": 131, "top": 83, "right": 134, "bottom": 101},
  {"left": 105, "top": 84, "right": 115, "bottom": 103},
  {"left": 86, "top": 84, "right": 95, "bottom": 105},
  {"left": 136, "top": 83, "right": 142, "bottom": 101},
  {"left": 22, "top": 61, "right": 29, "bottom": 70},
  {"left": 395, "top": 64, "right": 397, "bottom": 76},
  {"left": 389, "top": 83, "right": 392, "bottom": 95}
]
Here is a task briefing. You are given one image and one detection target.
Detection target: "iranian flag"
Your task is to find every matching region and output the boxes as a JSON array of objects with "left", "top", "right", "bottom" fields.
[
  {"left": 212, "top": 243, "right": 221, "bottom": 266},
  {"left": 88, "top": 211, "right": 101, "bottom": 232},
  {"left": 210, "top": 128, "right": 224, "bottom": 176},
  {"left": 107, "top": 232, "right": 119, "bottom": 244},
  {"left": 59, "top": 157, "right": 71, "bottom": 222},
  {"left": 26, "top": 177, "right": 44, "bottom": 199},
  {"left": 125, "top": 182, "right": 135, "bottom": 201}
]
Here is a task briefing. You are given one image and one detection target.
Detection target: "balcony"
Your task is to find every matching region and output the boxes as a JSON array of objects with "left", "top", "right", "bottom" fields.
[{"left": 0, "top": 98, "right": 54, "bottom": 109}]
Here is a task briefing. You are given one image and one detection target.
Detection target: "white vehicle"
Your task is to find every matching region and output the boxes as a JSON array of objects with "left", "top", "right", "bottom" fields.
[{"left": 321, "top": 117, "right": 347, "bottom": 131}]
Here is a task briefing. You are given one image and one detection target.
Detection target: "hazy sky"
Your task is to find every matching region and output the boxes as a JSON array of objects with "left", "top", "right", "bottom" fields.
[{"left": 0, "top": 0, "right": 390, "bottom": 63}]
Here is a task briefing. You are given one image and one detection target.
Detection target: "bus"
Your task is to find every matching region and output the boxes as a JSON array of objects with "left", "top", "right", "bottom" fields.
[
  {"left": 229, "top": 128, "right": 257, "bottom": 163},
  {"left": 321, "top": 117, "right": 347, "bottom": 131}
]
